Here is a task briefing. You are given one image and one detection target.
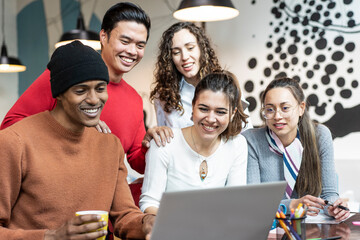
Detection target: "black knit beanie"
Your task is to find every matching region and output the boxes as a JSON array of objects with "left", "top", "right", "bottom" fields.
[{"left": 47, "top": 41, "right": 109, "bottom": 98}]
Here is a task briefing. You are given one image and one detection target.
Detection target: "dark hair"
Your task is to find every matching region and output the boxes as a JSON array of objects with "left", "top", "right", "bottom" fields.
[
  {"left": 261, "top": 77, "right": 322, "bottom": 197},
  {"left": 150, "top": 22, "right": 221, "bottom": 113},
  {"left": 101, "top": 2, "right": 151, "bottom": 40},
  {"left": 193, "top": 71, "right": 248, "bottom": 141}
]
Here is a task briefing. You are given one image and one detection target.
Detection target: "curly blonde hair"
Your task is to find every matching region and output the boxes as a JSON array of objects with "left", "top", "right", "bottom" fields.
[{"left": 150, "top": 22, "right": 221, "bottom": 114}]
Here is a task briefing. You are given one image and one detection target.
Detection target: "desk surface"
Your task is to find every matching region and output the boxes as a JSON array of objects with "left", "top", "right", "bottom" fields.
[
  {"left": 268, "top": 213, "right": 360, "bottom": 240},
  {"left": 118, "top": 213, "right": 360, "bottom": 240},
  {"left": 306, "top": 213, "right": 360, "bottom": 240}
]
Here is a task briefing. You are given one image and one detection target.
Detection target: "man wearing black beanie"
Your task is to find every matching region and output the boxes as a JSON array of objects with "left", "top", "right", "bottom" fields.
[
  {"left": 48, "top": 40, "right": 109, "bottom": 131},
  {"left": 0, "top": 41, "right": 155, "bottom": 239}
]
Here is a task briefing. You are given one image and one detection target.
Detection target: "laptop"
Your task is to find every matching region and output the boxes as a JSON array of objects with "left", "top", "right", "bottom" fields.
[{"left": 150, "top": 181, "right": 287, "bottom": 240}]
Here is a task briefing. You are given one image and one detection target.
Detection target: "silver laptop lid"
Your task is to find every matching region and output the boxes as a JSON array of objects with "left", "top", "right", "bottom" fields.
[{"left": 151, "top": 181, "right": 287, "bottom": 240}]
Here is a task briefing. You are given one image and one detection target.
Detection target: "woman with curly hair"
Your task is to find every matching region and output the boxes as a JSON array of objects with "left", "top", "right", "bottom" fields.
[{"left": 150, "top": 22, "right": 252, "bottom": 128}]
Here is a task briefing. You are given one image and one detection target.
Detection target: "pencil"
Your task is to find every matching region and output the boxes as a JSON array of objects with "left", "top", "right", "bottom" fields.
[{"left": 276, "top": 212, "right": 294, "bottom": 240}]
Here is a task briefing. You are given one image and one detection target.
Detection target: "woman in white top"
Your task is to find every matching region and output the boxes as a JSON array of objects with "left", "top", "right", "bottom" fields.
[
  {"left": 150, "top": 22, "right": 252, "bottom": 129},
  {"left": 140, "top": 71, "right": 248, "bottom": 214}
]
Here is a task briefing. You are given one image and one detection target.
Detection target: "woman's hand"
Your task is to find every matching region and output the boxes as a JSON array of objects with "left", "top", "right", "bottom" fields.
[
  {"left": 142, "top": 126, "right": 174, "bottom": 148},
  {"left": 327, "top": 198, "right": 351, "bottom": 222},
  {"left": 95, "top": 120, "right": 111, "bottom": 133},
  {"left": 290, "top": 195, "right": 325, "bottom": 216}
]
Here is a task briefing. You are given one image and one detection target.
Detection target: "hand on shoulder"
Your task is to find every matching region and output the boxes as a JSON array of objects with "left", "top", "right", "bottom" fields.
[{"left": 142, "top": 126, "right": 174, "bottom": 148}]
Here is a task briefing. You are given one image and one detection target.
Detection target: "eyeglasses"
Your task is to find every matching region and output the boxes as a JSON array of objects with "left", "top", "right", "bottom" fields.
[{"left": 261, "top": 105, "right": 298, "bottom": 120}]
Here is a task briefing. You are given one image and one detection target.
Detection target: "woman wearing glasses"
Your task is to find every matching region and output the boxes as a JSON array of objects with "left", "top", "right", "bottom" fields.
[{"left": 242, "top": 77, "right": 350, "bottom": 221}]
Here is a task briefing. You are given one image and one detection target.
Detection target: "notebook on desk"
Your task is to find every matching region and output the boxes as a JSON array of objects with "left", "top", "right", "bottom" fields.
[{"left": 150, "top": 181, "right": 287, "bottom": 240}]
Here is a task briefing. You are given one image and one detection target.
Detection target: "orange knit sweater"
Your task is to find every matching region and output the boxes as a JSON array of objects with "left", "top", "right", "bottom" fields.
[{"left": 0, "top": 111, "right": 146, "bottom": 240}]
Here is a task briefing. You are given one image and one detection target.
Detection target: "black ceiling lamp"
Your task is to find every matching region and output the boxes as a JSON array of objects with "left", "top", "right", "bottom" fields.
[
  {"left": 55, "top": 1, "right": 100, "bottom": 50},
  {"left": 0, "top": 0, "right": 26, "bottom": 73},
  {"left": 173, "top": 0, "right": 239, "bottom": 22}
]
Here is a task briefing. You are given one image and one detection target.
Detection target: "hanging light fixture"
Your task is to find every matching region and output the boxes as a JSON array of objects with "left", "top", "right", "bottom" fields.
[
  {"left": 0, "top": 0, "right": 26, "bottom": 73},
  {"left": 173, "top": 0, "right": 239, "bottom": 22},
  {"left": 55, "top": 2, "right": 100, "bottom": 50}
]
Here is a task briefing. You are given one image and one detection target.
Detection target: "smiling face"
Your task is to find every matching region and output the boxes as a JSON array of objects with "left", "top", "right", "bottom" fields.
[
  {"left": 171, "top": 29, "right": 201, "bottom": 85},
  {"left": 192, "top": 90, "right": 233, "bottom": 142},
  {"left": 100, "top": 21, "right": 147, "bottom": 82},
  {"left": 264, "top": 87, "right": 305, "bottom": 146},
  {"left": 55, "top": 80, "right": 108, "bottom": 132}
]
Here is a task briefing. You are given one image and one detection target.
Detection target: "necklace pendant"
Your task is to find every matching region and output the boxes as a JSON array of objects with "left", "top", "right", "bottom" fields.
[
  {"left": 199, "top": 160, "right": 208, "bottom": 181},
  {"left": 200, "top": 172, "right": 206, "bottom": 181}
]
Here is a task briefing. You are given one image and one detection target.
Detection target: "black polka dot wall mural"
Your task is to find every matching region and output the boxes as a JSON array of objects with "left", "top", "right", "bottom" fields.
[{"left": 244, "top": 0, "right": 360, "bottom": 139}]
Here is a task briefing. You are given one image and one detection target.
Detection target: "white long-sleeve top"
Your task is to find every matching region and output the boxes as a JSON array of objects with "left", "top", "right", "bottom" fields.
[
  {"left": 139, "top": 128, "right": 248, "bottom": 212},
  {"left": 154, "top": 77, "right": 253, "bottom": 129}
]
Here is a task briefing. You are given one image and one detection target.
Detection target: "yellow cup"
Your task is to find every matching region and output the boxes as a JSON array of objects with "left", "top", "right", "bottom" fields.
[{"left": 75, "top": 210, "right": 108, "bottom": 240}]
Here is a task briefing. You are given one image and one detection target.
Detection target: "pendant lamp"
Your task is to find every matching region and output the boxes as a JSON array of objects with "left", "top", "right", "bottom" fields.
[
  {"left": 173, "top": 0, "right": 239, "bottom": 22},
  {"left": 55, "top": 9, "right": 100, "bottom": 50},
  {"left": 0, "top": 0, "right": 26, "bottom": 73}
]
